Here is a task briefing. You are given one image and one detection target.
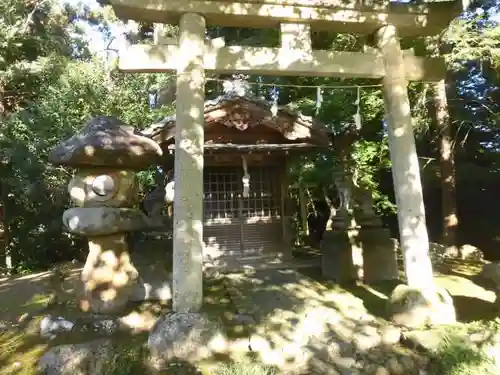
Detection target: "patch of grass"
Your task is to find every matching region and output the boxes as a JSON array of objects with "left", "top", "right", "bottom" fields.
[
  {"left": 435, "top": 259, "right": 484, "bottom": 277},
  {"left": 212, "top": 362, "right": 277, "bottom": 375},
  {"left": 20, "top": 293, "right": 52, "bottom": 311},
  {"left": 429, "top": 336, "right": 496, "bottom": 375},
  {"left": 0, "top": 330, "right": 46, "bottom": 375},
  {"left": 429, "top": 319, "right": 500, "bottom": 375},
  {"left": 107, "top": 335, "right": 150, "bottom": 375}
]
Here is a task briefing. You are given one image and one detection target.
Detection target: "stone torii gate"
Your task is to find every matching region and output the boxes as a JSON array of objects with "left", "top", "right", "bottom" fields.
[{"left": 100, "top": 0, "right": 469, "bottom": 313}]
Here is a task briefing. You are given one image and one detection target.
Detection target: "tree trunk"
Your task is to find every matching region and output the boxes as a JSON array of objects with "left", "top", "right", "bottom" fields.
[
  {"left": 432, "top": 79, "right": 459, "bottom": 255},
  {"left": 0, "top": 179, "right": 12, "bottom": 274}
]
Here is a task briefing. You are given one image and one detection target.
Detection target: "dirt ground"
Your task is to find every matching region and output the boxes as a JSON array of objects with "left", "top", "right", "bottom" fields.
[{"left": 0, "top": 257, "right": 497, "bottom": 375}]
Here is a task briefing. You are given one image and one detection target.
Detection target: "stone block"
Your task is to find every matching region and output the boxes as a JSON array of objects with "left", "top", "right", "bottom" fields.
[
  {"left": 360, "top": 227, "right": 399, "bottom": 283},
  {"left": 321, "top": 230, "right": 358, "bottom": 283},
  {"left": 460, "top": 244, "right": 484, "bottom": 261},
  {"left": 37, "top": 339, "right": 113, "bottom": 375},
  {"left": 387, "top": 284, "right": 456, "bottom": 328},
  {"left": 68, "top": 169, "right": 138, "bottom": 207},
  {"left": 131, "top": 280, "right": 172, "bottom": 303},
  {"left": 63, "top": 207, "right": 158, "bottom": 236},
  {"left": 147, "top": 312, "right": 227, "bottom": 371}
]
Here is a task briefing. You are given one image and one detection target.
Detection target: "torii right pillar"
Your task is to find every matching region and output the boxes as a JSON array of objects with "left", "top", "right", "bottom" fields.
[
  {"left": 375, "top": 25, "right": 433, "bottom": 288},
  {"left": 375, "top": 25, "right": 456, "bottom": 327}
]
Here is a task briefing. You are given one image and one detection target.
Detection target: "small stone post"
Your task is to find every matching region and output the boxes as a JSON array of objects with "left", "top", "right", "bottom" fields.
[
  {"left": 375, "top": 25, "right": 434, "bottom": 289},
  {"left": 49, "top": 116, "right": 163, "bottom": 314},
  {"left": 172, "top": 13, "right": 206, "bottom": 312}
]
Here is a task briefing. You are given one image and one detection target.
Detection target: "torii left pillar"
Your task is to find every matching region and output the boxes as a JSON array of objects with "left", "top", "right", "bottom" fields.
[{"left": 172, "top": 13, "right": 206, "bottom": 312}]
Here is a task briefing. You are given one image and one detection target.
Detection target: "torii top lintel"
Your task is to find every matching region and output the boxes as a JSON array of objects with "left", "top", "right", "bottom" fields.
[{"left": 101, "top": 0, "right": 470, "bottom": 37}]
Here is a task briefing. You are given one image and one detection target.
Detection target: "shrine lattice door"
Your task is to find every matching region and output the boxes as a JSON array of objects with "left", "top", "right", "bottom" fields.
[{"left": 202, "top": 166, "right": 283, "bottom": 261}]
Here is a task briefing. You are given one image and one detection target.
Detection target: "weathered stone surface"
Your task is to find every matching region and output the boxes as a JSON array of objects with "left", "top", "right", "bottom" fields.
[
  {"left": 428, "top": 242, "right": 448, "bottom": 261},
  {"left": 40, "top": 316, "right": 75, "bottom": 340},
  {"left": 63, "top": 207, "right": 156, "bottom": 236},
  {"left": 402, "top": 329, "right": 447, "bottom": 353},
  {"left": 372, "top": 366, "right": 390, "bottom": 375},
  {"left": 81, "top": 233, "right": 139, "bottom": 314},
  {"left": 37, "top": 339, "right": 113, "bottom": 375},
  {"left": 352, "top": 325, "right": 382, "bottom": 351},
  {"left": 321, "top": 225, "right": 399, "bottom": 283},
  {"left": 479, "top": 262, "right": 500, "bottom": 284},
  {"left": 131, "top": 279, "right": 172, "bottom": 303},
  {"left": 321, "top": 229, "right": 359, "bottom": 282},
  {"left": 49, "top": 116, "right": 162, "bottom": 169},
  {"left": 39, "top": 315, "right": 119, "bottom": 341},
  {"left": 399, "top": 355, "right": 417, "bottom": 373},
  {"left": 385, "top": 357, "right": 405, "bottom": 375},
  {"left": 147, "top": 312, "right": 227, "bottom": 370},
  {"left": 68, "top": 169, "right": 138, "bottom": 207},
  {"left": 379, "top": 324, "right": 402, "bottom": 346},
  {"left": 459, "top": 244, "right": 484, "bottom": 261},
  {"left": 38, "top": 310, "right": 164, "bottom": 341},
  {"left": 387, "top": 284, "right": 456, "bottom": 328},
  {"left": 360, "top": 227, "right": 399, "bottom": 283},
  {"left": 429, "top": 242, "right": 485, "bottom": 262}
]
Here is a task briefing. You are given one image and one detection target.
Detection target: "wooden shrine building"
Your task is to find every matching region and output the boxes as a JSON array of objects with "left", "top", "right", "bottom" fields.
[{"left": 142, "top": 95, "right": 331, "bottom": 265}]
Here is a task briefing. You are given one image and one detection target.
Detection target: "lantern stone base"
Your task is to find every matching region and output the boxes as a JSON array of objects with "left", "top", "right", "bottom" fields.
[{"left": 81, "top": 233, "right": 139, "bottom": 314}]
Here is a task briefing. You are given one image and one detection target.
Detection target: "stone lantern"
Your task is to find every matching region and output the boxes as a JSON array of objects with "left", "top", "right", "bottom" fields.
[{"left": 49, "top": 116, "right": 163, "bottom": 314}]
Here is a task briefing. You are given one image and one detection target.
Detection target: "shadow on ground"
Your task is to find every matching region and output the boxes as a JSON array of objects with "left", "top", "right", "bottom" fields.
[
  {"left": 0, "top": 252, "right": 498, "bottom": 374},
  {"left": 221, "top": 268, "right": 422, "bottom": 374}
]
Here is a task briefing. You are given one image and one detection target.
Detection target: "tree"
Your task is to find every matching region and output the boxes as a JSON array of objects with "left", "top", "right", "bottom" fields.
[{"left": 0, "top": 0, "right": 174, "bottom": 271}]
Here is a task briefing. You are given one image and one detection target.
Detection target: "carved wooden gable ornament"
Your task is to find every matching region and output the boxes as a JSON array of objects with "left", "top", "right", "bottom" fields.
[{"left": 142, "top": 95, "right": 331, "bottom": 146}]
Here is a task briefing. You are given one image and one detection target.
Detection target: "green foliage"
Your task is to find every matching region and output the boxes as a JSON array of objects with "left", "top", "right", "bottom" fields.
[
  {"left": 443, "top": 15, "right": 500, "bottom": 71},
  {"left": 351, "top": 138, "right": 396, "bottom": 214},
  {"left": 432, "top": 339, "right": 496, "bottom": 375},
  {"left": 0, "top": 0, "right": 175, "bottom": 271},
  {"left": 1, "top": 57, "right": 174, "bottom": 270},
  {"left": 429, "top": 320, "right": 500, "bottom": 375}
]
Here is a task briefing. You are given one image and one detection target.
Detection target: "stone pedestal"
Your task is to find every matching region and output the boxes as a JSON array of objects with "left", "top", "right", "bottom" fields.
[
  {"left": 322, "top": 222, "right": 399, "bottom": 284},
  {"left": 359, "top": 226, "right": 399, "bottom": 283},
  {"left": 321, "top": 212, "right": 361, "bottom": 283},
  {"left": 321, "top": 230, "right": 358, "bottom": 283},
  {"left": 321, "top": 170, "right": 399, "bottom": 284},
  {"left": 49, "top": 116, "right": 163, "bottom": 314}
]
